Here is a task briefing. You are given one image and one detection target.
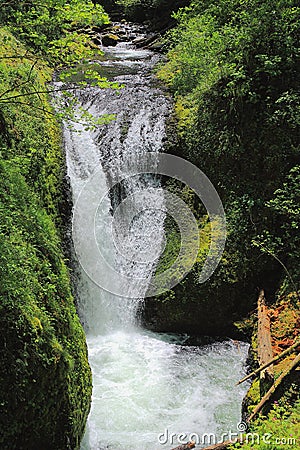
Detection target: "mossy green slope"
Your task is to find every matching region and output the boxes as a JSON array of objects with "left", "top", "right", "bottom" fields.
[
  {"left": 143, "top": 0, "right": 300, "bottom": 338},
  {"left": 0, "top": 29, "right": 92, "bottom": 450}
]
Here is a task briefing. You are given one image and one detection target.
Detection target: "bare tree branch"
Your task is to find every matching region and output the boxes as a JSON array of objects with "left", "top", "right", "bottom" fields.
[
  {"left": 1, "top": 1, "right": 52, "bottom": 9},
  {"left": 0, "top": 51, "right": 30, "bottom": 60},
  {"left": 0, "top": 59, "right": 38, "bottom": 99},
  {"left": 0, "top": 85, "right": 81, "bottom": 102},
  {"left": 0, "top": 100, "right": 56, "bottom": 116}
]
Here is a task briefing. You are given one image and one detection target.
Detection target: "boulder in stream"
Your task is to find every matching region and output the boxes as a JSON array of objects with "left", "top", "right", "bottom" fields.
[{"left": 102, "top": 33, "right": 119, "bottom": 46}]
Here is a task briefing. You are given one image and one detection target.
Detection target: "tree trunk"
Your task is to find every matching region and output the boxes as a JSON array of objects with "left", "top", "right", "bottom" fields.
[
  {"left": 257, "top": 289, "right": 274, "bottom": 386},
  {"left": 200, "top": 440, "right": 237, "bottom": 450},
  {"left": 237, "top": 337, "right": 300, "bottom": 385},
  {"left": 171, "top": 442, "right": 195, "bottom": 450}
]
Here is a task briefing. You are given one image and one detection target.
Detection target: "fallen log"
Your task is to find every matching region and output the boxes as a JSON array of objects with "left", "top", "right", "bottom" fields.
[
  {"left": 200, "top": 440, "right": 237, "bottom": 450},
  {"left": 257, "top": 289, "right": 274, "bottom": 384},
  {"left": 247, "top": 352, "right": 300, "bottom": 422},
  {"left": 133, "top": 33, "right": 160, "bottom": 48},
  {"left": 171, "top": 441, "right": 195, "bottom": 450},
  {"left": 237, "top": 337, "right": 300, "bottom": 385}
]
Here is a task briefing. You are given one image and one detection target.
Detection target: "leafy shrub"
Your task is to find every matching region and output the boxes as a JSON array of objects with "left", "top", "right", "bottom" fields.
[{"left": 145, "top": 0, "right": 300, "bottom": 334}]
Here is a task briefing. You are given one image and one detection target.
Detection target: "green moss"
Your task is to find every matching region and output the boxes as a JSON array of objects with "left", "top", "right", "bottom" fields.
[
  {"left": 244, "top": 379, "right": 261, "bottom": 413},
  {"left": 0, "top": 29, "right": 91, "bottom": 449}
]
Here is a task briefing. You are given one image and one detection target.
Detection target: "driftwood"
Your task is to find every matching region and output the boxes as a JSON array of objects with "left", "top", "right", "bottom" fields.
[
  {"left": 257, "top": 289, "right": 274, "bottom": 384},
  {"left": 247, "top": 352, "right": 300, "bottom": 422},
  {"left": 200, "top": 440, "right": 242, "bottom": 450},
  {"left": 171, "top": 442, "right": 195, "bottom": 450},
  {"left": 237, "top": 337, "right": 300, "bottom": 385}
]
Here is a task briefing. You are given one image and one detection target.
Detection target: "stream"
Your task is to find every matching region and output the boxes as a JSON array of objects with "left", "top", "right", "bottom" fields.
[{"left": 63, "top": 23, "right": 249, "bottom": 450}]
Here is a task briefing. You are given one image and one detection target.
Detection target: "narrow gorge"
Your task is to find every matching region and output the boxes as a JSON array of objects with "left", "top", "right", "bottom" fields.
[{"left": 1, "top": 1, "right": 298, "bottom": 448}]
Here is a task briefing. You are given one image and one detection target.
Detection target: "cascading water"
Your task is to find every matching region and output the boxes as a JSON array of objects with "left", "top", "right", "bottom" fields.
[{"left": 63, "top": 24, "right": 250, "bottom": 450}]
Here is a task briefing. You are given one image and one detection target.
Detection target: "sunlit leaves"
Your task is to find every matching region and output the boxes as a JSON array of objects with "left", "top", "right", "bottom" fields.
[
  {"left": 0, "top": 0, "right": 110, "bottom": 64},
  {"left": 0, "top": 3, "right": 119, "bottom": 131}
]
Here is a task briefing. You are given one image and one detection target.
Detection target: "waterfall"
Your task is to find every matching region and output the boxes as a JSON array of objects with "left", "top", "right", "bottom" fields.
[{"left": 63, "top": 24, "right": 249, "bottom": 450}]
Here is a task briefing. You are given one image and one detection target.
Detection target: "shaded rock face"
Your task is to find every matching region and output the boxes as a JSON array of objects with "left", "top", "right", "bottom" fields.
[
  {"left": 141, "top": 272, "right": 253, "bottom": 339},
  {"left": 95, "top": 1, "right": 190, "bottom": 30},
  {"left": 141, "top": 247, "right": 282, "bottom": 339}
]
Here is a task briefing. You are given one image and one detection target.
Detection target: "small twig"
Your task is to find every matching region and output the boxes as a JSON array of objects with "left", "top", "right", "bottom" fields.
[
  {"left": 0, "top": 85, "right": 80, "bottom": 102},
  {"left": 237, "top": 337, "right": 300, "bottom": 385},
  {"left": 1, "top": 1, "right": 53, "bottom": 8},
  {"left": 0, "top": 100, "right": 56, "bottom": 116},
  {"left": 0, "top": 51, "right": 29, "bottom": 60},
  {"left": 264, "top": 247, "right": 299, "bottom": 302}
]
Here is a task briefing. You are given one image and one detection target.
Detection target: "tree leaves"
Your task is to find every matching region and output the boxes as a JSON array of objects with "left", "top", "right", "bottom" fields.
[{"left": 0, "top": 0, "right": 109, "bottom": 64}]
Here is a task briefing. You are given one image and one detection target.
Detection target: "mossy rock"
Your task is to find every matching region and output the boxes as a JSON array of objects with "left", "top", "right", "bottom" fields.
[{"left": 102, "top": 33, "right": 119, "bottom": 46}]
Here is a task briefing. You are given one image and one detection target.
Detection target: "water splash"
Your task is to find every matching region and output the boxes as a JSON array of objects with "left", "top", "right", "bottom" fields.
[{"left": 62, "top": 24, "right": 249, "bottom": 450}]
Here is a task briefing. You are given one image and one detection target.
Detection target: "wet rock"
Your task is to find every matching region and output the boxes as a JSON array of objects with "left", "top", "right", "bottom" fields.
[
  {"left": 91, "top": 35, "right": 102, "bottom": 46},
  {"left": 102, "top": 33, "right": 119, "bottom": 47},
  {"left": 133, "top": 33, "right": 160, "bottom": 48}
]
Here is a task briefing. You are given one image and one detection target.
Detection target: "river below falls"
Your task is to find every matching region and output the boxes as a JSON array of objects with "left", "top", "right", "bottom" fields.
[{"left": 62, "top": 23, "right": 250, "bottom": 450}]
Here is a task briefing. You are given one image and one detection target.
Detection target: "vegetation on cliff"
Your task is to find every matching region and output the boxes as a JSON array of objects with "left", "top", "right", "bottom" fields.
[
  {"left": 1, "top": 0, "right": 299, "bottom": 446},
  {"left": 0, "top": 0, "right": 109, "bottom": 64},
  {"left": 0, "top": 1, "right": 110, "bottom": 448},
  {"left": 143, "top": 0, "right": 300, "bottom": 337}
]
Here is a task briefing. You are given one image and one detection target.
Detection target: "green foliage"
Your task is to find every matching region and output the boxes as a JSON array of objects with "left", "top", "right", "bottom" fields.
[
  {"left": 155, "top": 0, "right": 300, "bottom": 306},
  {"left": 111, "top": 0, "right": 189, "bottom": 25},
  {"left": 0, "top": 29, "right": 62, "bottom": 215},
  {"left": 0, "top": 28, "right": 92, "bottom": 449},
  {"left": 116, "top": 0, "right": 169, "bottom": 8},
  {"left": 0, "top": 0, "right": 110, "bottom": 64},
  {"left": 268, "top": 166, "right": 300, "bottom": 230},
  {"left": 0, "top": 28, "right": 117, "bottom": 136},
  {"left": 252, "top": 166, "right": 300, "bottom": 294},
  {"left": 231, "top": 400, "right": 300, "bottom": 449}
]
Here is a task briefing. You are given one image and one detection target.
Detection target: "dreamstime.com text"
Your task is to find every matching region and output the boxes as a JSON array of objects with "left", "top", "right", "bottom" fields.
[{"left": 158, "top": 428, "right": 297, "bottom": 447}]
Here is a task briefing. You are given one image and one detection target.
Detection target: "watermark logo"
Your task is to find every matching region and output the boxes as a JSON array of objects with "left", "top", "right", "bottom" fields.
[
  {"left": 72, "top": 152, "right": 226, "bottom": 298},
  {"left": 237, "top": 421, "right": 248, "bottom": 432},
  {"left": 158, "top": 423, "right": 297, "bottom": 447}
]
